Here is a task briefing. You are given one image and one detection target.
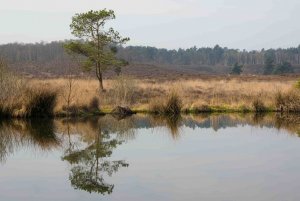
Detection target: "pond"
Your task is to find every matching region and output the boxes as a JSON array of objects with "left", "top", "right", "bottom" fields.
[{"left": 0, "top": 114, "right": 300, "bottom": 201}]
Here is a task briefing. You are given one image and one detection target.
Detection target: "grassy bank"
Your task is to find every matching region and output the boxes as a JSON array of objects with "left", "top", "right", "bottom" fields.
[{"left": 1, "top": 73, "right": 300, "bottom": 117}]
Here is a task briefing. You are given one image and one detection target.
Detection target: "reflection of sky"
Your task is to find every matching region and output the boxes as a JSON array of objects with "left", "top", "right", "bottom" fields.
[
  {"left": 0, "top": 122, "right": 299, "bottom": 201},
  {"left": 1, "top": 0, "right": 300, "bottom": 49}
]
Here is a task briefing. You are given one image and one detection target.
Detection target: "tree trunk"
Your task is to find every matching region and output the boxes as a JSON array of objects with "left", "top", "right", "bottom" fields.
[
  {"left": 96, "top": 62, "right": 104, "bottom": 92},
  {"left": 98, "top": 72, "right": 104, "bottom": 92}
]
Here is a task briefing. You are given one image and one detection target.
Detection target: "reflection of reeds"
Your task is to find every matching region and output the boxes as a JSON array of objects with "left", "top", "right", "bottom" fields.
[
  {"left": 1, "top": 113, "right": 299, "bottom": 164},
  {"left": 149, "top": 114, "right": 183, "bottom": 139},
  {"left": 0, "top": 119, "right": 60, "bottom": 163},
  {"left": 25, "top": 119, "right": 60, "bottom": 149},
  {"left": 45, "top": 114, "right": 300, "bottom": 139},
  {"left": 165, "top": 115, "right": 182, "bottom": 139},
  {"left": 57, "top": 114, "right": 184, "bottom": 141},
  {"left": 57, "top": 115, "right": 138, "bottom": 142},
  {"left": 274, "top": 114, "right": 300, "bottom": 136}
]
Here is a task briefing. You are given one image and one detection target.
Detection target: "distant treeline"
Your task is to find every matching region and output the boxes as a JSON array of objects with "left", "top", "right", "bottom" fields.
[
  {"left": 0, "top": 41, "right": 300, "bottom": 75},
  {"left": 118, "top": 45, "right": 300, "bottom": 66}
]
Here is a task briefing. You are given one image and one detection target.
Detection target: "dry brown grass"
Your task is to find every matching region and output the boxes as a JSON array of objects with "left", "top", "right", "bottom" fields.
[
  {"left": 28, "top": 78, "right": 100, "bottom": 114},
  {"left": 26, "top": 75, "right": 298, "bottom": 113}
]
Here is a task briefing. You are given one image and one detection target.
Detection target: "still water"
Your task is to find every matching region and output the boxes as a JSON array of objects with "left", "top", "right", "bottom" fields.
[{"left": 0, "top": 114, "right": 300, "bottom": 201}]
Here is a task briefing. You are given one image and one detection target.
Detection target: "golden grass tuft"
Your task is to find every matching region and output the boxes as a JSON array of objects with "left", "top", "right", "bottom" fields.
[{"left": 164, "top": 92, "right": 182, "bottom": 114}]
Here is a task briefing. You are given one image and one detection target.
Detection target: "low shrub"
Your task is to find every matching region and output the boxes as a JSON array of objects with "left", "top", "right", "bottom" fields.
[{"left": 275, "top": 90, "right": 300, "bottom": 112}]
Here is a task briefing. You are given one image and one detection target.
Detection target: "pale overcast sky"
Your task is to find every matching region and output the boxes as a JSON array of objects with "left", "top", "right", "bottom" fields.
[{"left": 0, "top": 0, "right": 300, "bottom": 50}]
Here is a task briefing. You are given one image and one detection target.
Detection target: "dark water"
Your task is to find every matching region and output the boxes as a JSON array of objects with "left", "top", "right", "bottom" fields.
[{"left": 0, "top": 114, "right": 300, "bottom": 201}]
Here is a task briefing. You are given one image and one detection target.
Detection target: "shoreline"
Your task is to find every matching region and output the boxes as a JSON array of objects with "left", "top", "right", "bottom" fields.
[{"left": 1, "top": 107, "right": 298, "bottom": 119}]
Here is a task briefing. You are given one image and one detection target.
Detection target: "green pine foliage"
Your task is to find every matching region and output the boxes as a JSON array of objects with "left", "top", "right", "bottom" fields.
[
  {"left": 64, "top": 9, "right": 129, "bottom": 91},
  {"left": 273, "top": 61, "right": 294, "bottom": 74},
  {"left": 230, "top": 63, "right": 243, "bottom": 75}
]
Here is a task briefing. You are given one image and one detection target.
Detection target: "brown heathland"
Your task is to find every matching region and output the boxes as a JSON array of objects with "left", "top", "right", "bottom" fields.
[{"left": 27, "top": 75, "right": 299, "bottom": 114}]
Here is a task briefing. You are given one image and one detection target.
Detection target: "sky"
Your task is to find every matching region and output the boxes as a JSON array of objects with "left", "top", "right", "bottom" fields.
[{"left": 0, "top": 0, "right": 300, "bottom": 50}]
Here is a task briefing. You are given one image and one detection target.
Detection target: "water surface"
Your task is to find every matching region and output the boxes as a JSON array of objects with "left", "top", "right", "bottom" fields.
[{"left": 0, "top": 114, "right": 300, "bottom": 201}]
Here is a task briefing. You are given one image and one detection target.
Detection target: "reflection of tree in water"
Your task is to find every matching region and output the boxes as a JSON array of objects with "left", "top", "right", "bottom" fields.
[
  {"left": 0, "top": 119, "right": 59, "bottom": 163},
  {"left": 61, "top": 121, "right": 129, "bottom": 195},
  {"left": 101, "top": 115, "right": 136, "bottom": 141}
]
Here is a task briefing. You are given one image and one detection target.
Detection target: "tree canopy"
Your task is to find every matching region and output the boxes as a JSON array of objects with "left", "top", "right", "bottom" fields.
[
  {"left": 273, "top": 61, "right": 294, "bottom": 74},
  {"left": 263, "top": 50, "right": 276, "bottom": 75},
  {"left": 65, "top": 9, "right": 129, "bottom": 91},
  {"left": 230, "top": 63, "right": 243, "bottom": 75}
]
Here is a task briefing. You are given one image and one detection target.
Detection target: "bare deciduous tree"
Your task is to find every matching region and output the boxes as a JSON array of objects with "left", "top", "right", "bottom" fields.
[{"left": 61, "top": 59, "right": 77, "bottom": 112}]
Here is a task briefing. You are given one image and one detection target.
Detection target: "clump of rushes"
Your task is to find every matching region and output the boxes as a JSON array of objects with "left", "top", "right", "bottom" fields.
[
  {"left": 252, "top": 98, "right": 267, "bottom": 113},
  {"left": 164, "top": 92, "right": 182, "bottom": 114},
  {"left": 24, "top": 88, "right": 57, "bottom": 117},
  {"left": 149, "top": 92, "right": 182, "bottom": 115}
]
